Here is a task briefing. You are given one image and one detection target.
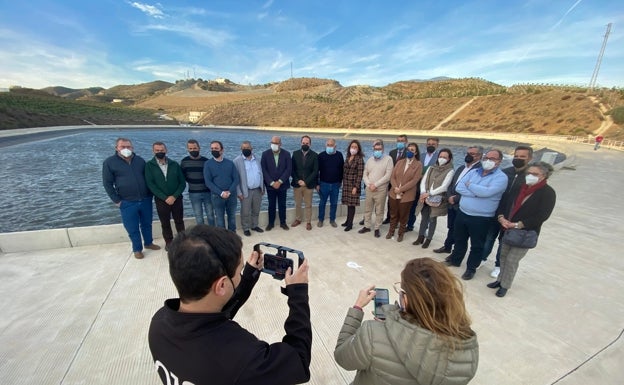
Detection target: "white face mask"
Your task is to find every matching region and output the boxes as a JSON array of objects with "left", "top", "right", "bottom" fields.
[
  {"left": 350, "top": 148, "right": 358, "bottom": 155},
  {"left": 482, "top": 159, "right": 496, "bottom": 171},
  {"left": 438, "top": 158, "right": 448, "bottom": 166},
  {"left": 120, "top": 148, "right": 132, "bottom": 158},
  {"left": 270, "top": 144, "right": 279, "bottom": 152},
  {"left": 525, "top": 174, "right": 540, "bottom": 186}
]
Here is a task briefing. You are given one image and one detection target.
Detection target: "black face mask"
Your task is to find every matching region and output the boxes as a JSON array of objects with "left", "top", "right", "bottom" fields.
[
  {"left": 464, "top": 154, "right": 474, "bottom": 164},
  {"left": 211, "top": 150, "right": 221, "bottom": 158},
  {"left": 301, "top": 144, "right": 310, "bottom": 152},
  {"left": 242, "top": 149, "right": 252, "bottom": 157},
  {"left": 426, "top": 146, "right": 436, "bottom": 154},
  {"left": 155, "top": 152, "right": 166, "bottom": 159},
  {"left": 512, "top": 158, "right": 526, "bottom": 168},
  {"left": 189, "top": 151, "right": 200, "bottom": 158}
]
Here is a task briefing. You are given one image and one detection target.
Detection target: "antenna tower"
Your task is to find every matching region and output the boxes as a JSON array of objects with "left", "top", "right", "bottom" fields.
[{"left": 589, "top": 23, "right": 612, "bottom": 91}]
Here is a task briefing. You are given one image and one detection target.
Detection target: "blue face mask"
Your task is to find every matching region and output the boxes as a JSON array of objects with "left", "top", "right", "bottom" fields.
[
  {"left": 326, "top": 146, "right": 335, "bottom": 154},
  {"left": 396, "top": 142, "right": 405, "bottom": 150},
  {"left": 373, "top": 150, "right": 383, "bottom": 159},
  {"left": 405, "top": 151, "right": 414, "bottom": 159}
]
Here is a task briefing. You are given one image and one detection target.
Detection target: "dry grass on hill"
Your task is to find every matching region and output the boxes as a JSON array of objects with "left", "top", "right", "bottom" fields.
[{"left": 134, "top": 77, "right": 623, "bottom": 139}]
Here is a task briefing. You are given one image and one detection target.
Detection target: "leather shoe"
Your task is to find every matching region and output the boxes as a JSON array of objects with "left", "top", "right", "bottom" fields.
[
  {"left": 374, "top": 230, "right": 380, "bottom": 238},
  {"left": 134, "top": 251, "right": 144, "bottom": 259},
  {"left": 359, "top": 219, "right": 365, "bottom": 225},
  {"left": 291, "top": 219, "right": 301, "bottom": 227},
  {"left": 330, "top": 221, "right": 338, "bottom": 228},
  {"left": 397, "top": 234, "right": 404, "bottom": 242},
  {"left": 265, "top": 224, "right": 274, "bottom": 231},
  {"left": 382, "top": 218, "right": 390, "bottom": 224},
  {"left": 244, "top": 230, "right": 251, "bottom": 236},
  {"left": 405, "top": 227, "right": 414, "bottom": 232},
  {"left": 344, "top": 225, "right": 352, "bottom": 232},
  {"left": 341, "top": 222, "right": 347, "bottom": 227},
  {"left": 422, "top": 239, "right": 431, "bottom": 248},
  {"left": 280, "top": 223, "right": 290, "bottom": 230},
  {"left": 461, "top": 270, "right": 476, "bottom": 280},
  {"left": 358, "top": 227, "right": 371, "bottom": 234},
  {"left": 496, "top": 287, "right": 508, "bottom": 297},
  {"left": 433, "top": 246, "right": 451, "bottom": 254},
  {"left": 306, "top": 223, "right": 312, "bottom": 230},
  {"left": 144, "top": 244, "right": 161, "bottom": 250},
  {"left": 252, "top": 226, "right": 264, "bottom": 233},
  {"left": 487, "top": 281, "right": 501, "bottom": 289},
  {"left": 412, "top": 235, "right": 425, "bottom": 245}
]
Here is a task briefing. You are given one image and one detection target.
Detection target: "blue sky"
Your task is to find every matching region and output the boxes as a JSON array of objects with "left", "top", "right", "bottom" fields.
[{"left": 1, "top": 0, "right": 622, "bottom": 89}]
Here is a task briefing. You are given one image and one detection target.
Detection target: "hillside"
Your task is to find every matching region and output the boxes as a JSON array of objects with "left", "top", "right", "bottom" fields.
[{"left": 2, "top": 77, "right": 623, "bottom": 140}]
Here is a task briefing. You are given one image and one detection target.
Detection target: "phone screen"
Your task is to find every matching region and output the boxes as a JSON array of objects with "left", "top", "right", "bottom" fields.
[{"left": 374, "top": 288, "right": 390, "bottom": 320}]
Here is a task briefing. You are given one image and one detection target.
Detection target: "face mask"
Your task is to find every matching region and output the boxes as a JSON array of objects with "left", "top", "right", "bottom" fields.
[
  {"left": 525, "top": 174, "right": 540, "bottom": 186},
  {"left": 396, "top": 142, "right": 405, "bottom": 150},
  {"left": 211, "top": 150, "right": 221, "bottom": 158},
  {"left": 326, "top": 146, "right": 335, "bottom": 154},
  {"left": 350, "top": 148, "right": 358, "bottom": 155},
  {"left": 154, "top": 152, "right": 166, "bottom": 159},
  {"left": 373, "top": 150, "right": 383, "bottom": 159},
  {"left": 189, "top": 151, "right": 199, "bottom": 158},
  {"left": 301, "top": 144, "right": 310, "bottom": 152},
  {"left": 426, "top": 146, "right": 436, "bottom": 154},
  {"left": 405, "top": 151, "right": 414, "bottom": 159},
  {"left": 438, "top": 158, "right": 448, "bottom": 166},
  {"left": 242, "top": 149, "right": 252, "bottom": 157},
  {"left": 120, "top": 148, "right": 132, "bottom": 158},
  {"left": 512, "top": 158, "right": 526, "bottom": 168},
  {"left": 464, "top": 154, "right": 474, "bottom": 164},
  {"left": 482, "top": 159, "right": 496, "bottom": 171},
  {"left": 270, "top": 144, "right": 279, "bottom": 152}
]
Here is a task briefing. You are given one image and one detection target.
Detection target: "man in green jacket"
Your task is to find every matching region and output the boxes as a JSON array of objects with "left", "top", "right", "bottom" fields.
[{"left": 145, "top": 141, "right": 187, "bottom": 251}]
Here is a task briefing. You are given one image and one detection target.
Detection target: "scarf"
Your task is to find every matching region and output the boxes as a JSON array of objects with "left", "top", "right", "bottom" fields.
[{"left": 509, "top": 179, "right": 547, "bottom": 219}]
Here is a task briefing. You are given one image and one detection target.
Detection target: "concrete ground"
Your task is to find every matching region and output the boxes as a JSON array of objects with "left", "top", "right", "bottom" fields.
[{"left": 0, "top": 141, "right": 623, "bottom": 385}]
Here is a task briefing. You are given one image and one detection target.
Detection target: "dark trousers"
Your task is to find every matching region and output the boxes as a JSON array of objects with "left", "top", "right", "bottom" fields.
[
  {"left": 483, "top": 220, "right": 502, "bottom": 262},
  {"left": 267, "top": 188, "right": 287, "bottom": 226},
  {"left": 448, "top": 210, "right": 495, "bottom": 271},
  {"left": 442, "top": 205, "right": 458, "bottom": 250},
  {"left": 155, "top": 197, "right": 185, "bottom": 243}
]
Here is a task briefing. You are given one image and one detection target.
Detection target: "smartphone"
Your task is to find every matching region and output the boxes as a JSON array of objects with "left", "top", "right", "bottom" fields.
[
  {"left": 374, "top": 288, "right": 390, "bottom": 320},
  {"left": 253, "top": 243, "right": 304, "bottom": 280}
]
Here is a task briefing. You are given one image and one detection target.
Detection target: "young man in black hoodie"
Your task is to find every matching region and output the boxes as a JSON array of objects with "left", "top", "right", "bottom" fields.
[{"left": 148, "top": 225, "right": 311, "bottom": 385}]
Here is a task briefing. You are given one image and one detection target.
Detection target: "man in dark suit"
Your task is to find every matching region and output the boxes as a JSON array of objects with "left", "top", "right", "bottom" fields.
[
  {"left": 261, "top": 136, "right": 292, "bottom": 231},
  {"left": 433, "top": 145, "right": 483, "bottom": 254}
]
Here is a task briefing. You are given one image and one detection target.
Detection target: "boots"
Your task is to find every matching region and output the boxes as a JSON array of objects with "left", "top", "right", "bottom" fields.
[
  {"left": 412, "top": 235, "right": 425, "bottom": 245},
  {"left": 385, "top": 225, "right": 396, "bottom": 239},
  {"left": 422, "top": 238, "right": 431, "bottom": 248}
]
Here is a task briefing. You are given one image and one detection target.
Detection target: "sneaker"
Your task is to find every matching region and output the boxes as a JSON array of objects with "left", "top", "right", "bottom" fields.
[
  {"left": 490, "top": 267, "right": 500, "bottom": 278},
  {"left": 317, "top": 221, "right": 323, "bottom": 227}
]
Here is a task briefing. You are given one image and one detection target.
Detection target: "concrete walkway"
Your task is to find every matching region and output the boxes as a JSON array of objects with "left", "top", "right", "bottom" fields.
[{"left": 0, "top": 142, "right": 623, "bottom": 385}]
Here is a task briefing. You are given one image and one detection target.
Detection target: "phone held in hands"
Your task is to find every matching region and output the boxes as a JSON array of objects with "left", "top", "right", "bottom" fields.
[
  {"left": 253, "top": 243, "right": 305, "bottom": 280},
  {"left": 374, "top": 288, "right": 390, "bottom": 320}
]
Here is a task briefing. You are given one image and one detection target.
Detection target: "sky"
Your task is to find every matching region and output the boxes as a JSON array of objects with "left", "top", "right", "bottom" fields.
[{"left": 1, "top": 0, "right": 622, "bottom": 90}]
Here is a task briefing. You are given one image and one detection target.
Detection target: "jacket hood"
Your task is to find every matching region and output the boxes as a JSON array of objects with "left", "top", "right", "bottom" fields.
[{"left": 383, "top": 305, "right": 479, "bottom": 384}]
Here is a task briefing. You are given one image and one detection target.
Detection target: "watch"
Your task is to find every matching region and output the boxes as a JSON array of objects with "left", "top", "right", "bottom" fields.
[{"left": 514, "top": 223, "right": 519, "bottom": 229}]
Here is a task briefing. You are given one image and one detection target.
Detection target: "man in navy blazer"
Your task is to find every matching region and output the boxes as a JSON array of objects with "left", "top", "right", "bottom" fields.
[{"left": 261, "top": 136, "right": 292, "bottom": 231}]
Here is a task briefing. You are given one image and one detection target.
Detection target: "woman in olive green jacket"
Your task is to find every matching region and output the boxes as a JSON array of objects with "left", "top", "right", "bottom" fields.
[{"left": 334, "top": 258, "right": 479, "bottom": 385}]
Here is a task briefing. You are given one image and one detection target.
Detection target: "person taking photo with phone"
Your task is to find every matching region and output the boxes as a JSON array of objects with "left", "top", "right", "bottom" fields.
[
  {"left": 334, "top": 257, "right": 479, "bottom": 385},
  {"left": 148, "top": 225, "right": 311, "bottom": 385}
]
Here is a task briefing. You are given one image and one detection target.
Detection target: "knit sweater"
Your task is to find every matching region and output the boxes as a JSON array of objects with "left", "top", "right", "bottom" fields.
[
  {"left": 363, "top": 155, "right": 393, "bottom": 191},
  {"left": 144, "top": 157, "right": 187, "bottom": 200},
  {"left": 317, "top": 151, "right": 344, "bottom": 184},
  {"left": 102, "top": 152, "right": 151, "bottom": 203},
  {"left": 203, "top": 158, "right": 240, "bottom": 196},
  {"left": 180, "top": 155, "right": 210, "bottom": 193}
]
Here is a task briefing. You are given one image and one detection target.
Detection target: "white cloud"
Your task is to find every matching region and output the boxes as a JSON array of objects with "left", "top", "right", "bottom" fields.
[{"left": 129, "top": 2, "right": 166, "bottom": 19}]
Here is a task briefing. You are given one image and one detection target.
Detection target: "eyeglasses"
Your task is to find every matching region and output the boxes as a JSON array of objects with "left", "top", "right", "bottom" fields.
[
  {"left": 466, "top": 152, "right": 479, "bottom": 156},
  {"left": 393, "top": 281, "right": 405, "bottom": 294},
  {"left": 483, "top": 156, "right": 500, "bottom": 161}
]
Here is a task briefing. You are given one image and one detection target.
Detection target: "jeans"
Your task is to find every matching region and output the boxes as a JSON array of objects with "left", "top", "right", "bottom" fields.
[
  {"left": 211, "top": 193, "right": 238, "bottom": 231},
  {"left": 267, "top": 188, "right": 287, "bottom": 226},
  {"left": 318, "top": 182, "right": 340, "bottom": 222},
  {"left": 155, "top": 197, "right": 185, "bottom": 243},
  {"left": 189, "top": 192, "right": 215, "bottom": 226},
  {"left": 483, "top": 220, "right": 501, "bottom": 262},
  {"left": 119, "top": 197, "right": 154, "bottom": 252},
  {"left": 448, "top": 210, "right": 495, "bottom": 271}
]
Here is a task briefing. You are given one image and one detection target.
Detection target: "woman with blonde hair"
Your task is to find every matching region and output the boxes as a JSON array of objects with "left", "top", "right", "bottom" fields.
[{"left": 335, "top": 257, "right": 479, "bottom": 385}]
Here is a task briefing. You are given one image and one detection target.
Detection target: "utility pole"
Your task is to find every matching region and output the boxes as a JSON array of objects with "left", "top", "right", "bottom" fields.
[{"left": 589, "top": 23, "right": 612, "bottom": 91}]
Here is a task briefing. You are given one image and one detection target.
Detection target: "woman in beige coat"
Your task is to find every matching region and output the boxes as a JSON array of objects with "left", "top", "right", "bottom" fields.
[
  {"left": 334, "top": 258, "right": 479, "bottom": 385},
  {"left": 386, "top": 142, "right": 423, "bottom": 242}
]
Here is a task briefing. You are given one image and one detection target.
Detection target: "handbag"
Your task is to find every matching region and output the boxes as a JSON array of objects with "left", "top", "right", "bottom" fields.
[
  {"left": 502, "top": 228, "right": 538, "bottom": 249},
  {"left": 425, "top": 195, "right": 443, "bottom": 207}
]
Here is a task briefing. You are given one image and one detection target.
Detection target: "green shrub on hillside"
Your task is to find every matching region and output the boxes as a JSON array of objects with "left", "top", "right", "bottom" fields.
[{"left": 609, "top": 106, "right": 624, "bottom": 124}]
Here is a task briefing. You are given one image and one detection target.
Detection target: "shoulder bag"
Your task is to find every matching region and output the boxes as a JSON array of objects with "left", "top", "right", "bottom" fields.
[{"left": 502, "top": 228, "right": 538, "bottom": 249}]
